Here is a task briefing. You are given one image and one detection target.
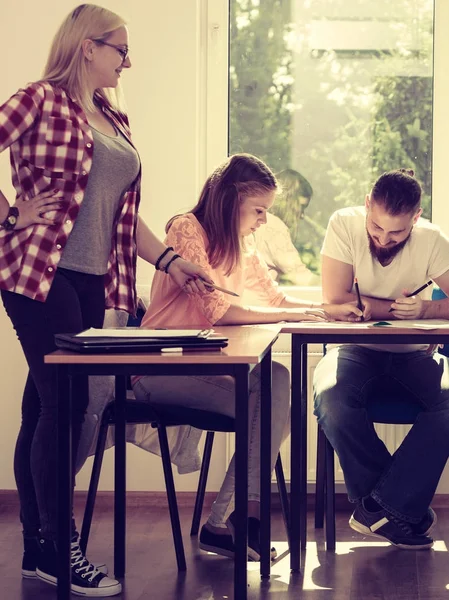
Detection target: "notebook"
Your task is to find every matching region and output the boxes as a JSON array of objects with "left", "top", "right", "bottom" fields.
[{"left": 54, "top": 328, "right": 229, "bottom": 354}]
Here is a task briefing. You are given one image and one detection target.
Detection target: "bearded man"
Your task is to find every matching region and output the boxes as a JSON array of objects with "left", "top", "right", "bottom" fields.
[{"left": 314, "top": 169, "right": 449, "bottom": 550}]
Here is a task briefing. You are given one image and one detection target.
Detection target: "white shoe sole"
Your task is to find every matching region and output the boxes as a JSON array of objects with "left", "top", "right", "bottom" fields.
[
  {"left": 349, "top": 516, "right": 434, "bottom": 550},
  {"left": 36, "top": 568, "right": 122, "bottom": 597},
  {"left": 21, "top": 569, "right": 37, "bottom": 578}
]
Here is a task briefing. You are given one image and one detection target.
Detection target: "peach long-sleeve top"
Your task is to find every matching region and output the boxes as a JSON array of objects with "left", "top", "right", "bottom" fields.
[{"left": 140, "top": 213, "right": 286, "bottom": 330}]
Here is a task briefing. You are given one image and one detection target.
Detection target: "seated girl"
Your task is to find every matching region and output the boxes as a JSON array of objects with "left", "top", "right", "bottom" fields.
[{"left": 132, "top": 153, "right": 362, "bottom": 560}]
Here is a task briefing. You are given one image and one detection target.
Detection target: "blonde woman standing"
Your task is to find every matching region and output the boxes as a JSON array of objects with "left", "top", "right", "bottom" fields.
[{"left": 0, "top": 4, "right": 211, "bottom": 596}]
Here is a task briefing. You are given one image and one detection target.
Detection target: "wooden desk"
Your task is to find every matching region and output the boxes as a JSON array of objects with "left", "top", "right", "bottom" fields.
[
  {"left": 45, "top": 325, "right": 281, "bottom": 600},
  {"left": 280, "top": 322, "right": 449, "bottom": 572}
]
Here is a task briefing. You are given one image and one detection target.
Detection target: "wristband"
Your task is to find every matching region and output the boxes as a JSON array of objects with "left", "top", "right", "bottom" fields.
[
  {"left": 164, "top": 254, "right": 181, "bottom": 273},
  {"left": 155, "top": 247, "right": 173, "bottom": 271}
]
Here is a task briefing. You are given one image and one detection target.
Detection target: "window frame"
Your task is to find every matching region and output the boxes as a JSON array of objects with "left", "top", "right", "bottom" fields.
[{"left": 203, "top": 0, "right": 449, "bottom": 286}]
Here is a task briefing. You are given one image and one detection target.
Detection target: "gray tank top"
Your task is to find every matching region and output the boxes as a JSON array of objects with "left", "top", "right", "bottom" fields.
[{"left": 59, "top": 126, "right": 140, "bottom": 275}]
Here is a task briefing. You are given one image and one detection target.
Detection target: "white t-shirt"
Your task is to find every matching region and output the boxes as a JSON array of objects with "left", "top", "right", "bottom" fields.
[{"left": 322, "top": 206, "right": 449, "bottom": 352}]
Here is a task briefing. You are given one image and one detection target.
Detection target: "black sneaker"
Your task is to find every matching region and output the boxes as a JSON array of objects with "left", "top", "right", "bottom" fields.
[
  {"left": 22, "top": 537, "right": 42, "bottom": 579},
  {"left": 22, "top": 536, "right": 108, "bottom": 579},
  {"left": 412, "top": 507, "right": 437, "bottom": 536},
  {"left": 226, "top": 513, "right": 277, "bottom": 561},
  {"left": 199, "top": 524, "right": 235, "bottom": 558},
  {"left": 349, "top": 500, "right": 434, "bottom": 550},
  {"left": 36, "top": 538, "right": 121, "bottom": 597}
]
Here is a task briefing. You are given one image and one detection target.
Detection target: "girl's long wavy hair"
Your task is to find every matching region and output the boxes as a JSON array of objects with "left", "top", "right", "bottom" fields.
[
  {"left": 167, "top": 154, "right": 277, "bottom": 276},
  {"left": 41, "top": 4, "right": 127, "bottom": 114}
]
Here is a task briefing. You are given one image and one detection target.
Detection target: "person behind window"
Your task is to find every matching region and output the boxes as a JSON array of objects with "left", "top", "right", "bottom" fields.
[
  {"left": 132, "top": 153, "right": 363, "bottom": 561},
  {"left": 0, "top": 4, "right": 211, "bottom": 596},
  {"left": 254, "top": 168, "right": 316, "bottom": 285},
  {"left": 314, "top": 168, "right": 449, "bottom": 550}
]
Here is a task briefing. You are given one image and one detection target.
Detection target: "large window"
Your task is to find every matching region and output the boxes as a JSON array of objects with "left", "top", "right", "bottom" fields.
[{"left": 229, "top": 0, "right": 434, "bottom": 282}]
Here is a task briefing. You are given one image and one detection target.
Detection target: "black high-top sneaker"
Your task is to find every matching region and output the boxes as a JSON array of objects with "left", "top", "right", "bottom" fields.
[
  {"left": 22, "top": 535, "right": 108, "bottom": 579},
  {"left": 22, "top": 536, "right": 42, "bottom": 578},
  {"left": 36, "top": 538, "right": 121, "bottom": 597}
]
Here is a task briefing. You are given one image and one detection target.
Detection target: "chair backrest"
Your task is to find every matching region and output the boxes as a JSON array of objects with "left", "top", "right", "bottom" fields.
[
  {"left": 367, "top": 396, "right": 422, "bottom": 424},
  {"left": 365, "top": 373, "right": 423, "bottom": 424},
  {"left": 105, "top": 399, "right": 236, "bottom": 432},
  {"left": 322, "top": 345, "right": 423, "bottom": 425},
  {"left": 431, "top": 286, "right": 449, "bottom": 357}
]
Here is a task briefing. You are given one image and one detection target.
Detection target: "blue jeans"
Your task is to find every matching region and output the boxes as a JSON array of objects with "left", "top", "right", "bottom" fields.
[{"left": 313, "top": 345, "right": 449, "bottom": 523}]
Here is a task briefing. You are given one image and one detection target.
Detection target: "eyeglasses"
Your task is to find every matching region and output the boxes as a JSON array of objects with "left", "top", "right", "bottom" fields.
[{"left": 95, "top": 40, "right": 129, "bottom": 63}]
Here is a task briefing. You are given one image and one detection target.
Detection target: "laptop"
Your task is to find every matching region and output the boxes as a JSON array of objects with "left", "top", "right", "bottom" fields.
[{"left": 54, "top": 328, "right": 229, "bottom": 354}]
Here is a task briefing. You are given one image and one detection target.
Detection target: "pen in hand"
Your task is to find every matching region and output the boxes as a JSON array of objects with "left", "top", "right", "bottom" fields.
[
  {"left": 354, "top": 277, "right": 365, "bottom": 322},
  {"left": 388, "top": 280, "right": 433, "bottom": 312}
]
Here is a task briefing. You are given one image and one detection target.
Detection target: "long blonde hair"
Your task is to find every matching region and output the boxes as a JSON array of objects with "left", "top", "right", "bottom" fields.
[{"left": 42, "top": 4, "right": 126, "bottom": 113}]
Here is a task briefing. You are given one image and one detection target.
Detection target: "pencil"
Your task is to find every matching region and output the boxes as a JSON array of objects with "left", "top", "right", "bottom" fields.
[
  {"left": 354, "top": 277, "right": 365, "bottom": 322},
  {"left": 388, "top": 280, "right": 433, "bottom": 312},
  {"left": 201, "top": 279, "right": 239, "bottom": 297}
]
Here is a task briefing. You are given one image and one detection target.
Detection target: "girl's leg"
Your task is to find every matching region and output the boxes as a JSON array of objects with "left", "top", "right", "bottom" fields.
[
  {"left": 207, "top": 361, "right": 290, "bottom": 527},
  {"left": 132, "top": 360, "right": 291, "bottom": 528},
  {"left": 13, "top": 373, "right": 42, "bottom": 538}
]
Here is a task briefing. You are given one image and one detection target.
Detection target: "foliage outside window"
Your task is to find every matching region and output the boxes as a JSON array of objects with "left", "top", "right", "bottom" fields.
[{"left": 229, "top": 0, "right": 434, "bottom": 276}]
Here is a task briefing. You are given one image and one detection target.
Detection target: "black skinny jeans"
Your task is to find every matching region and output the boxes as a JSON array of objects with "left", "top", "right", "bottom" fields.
[{"left": 1, "top": 268, "right": 105, "bottom": 540}]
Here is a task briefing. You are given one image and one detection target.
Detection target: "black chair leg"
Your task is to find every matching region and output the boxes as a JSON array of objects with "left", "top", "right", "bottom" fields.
[
  {"left": 80, "top": 412, "right": 110, "bottom": 554},
  {"left": 275, "top": 453, "right": 290, "bottom": 546},
  {"left": 324, "top": 435, "right": 336, "bottom": 551},
  {"left": 158, "top": 425, "right": 187, "bottom": 571},
  {"left": 190, "top": 431, "right": 215, "bottom": 536},
  {"left": 315, "top": 425, "right": 326, "bottom": 529}
]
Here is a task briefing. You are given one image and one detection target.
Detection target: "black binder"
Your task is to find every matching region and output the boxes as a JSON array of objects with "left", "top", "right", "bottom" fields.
[{"left": 54, "top": 329, "right": 228, "bottom": 354}]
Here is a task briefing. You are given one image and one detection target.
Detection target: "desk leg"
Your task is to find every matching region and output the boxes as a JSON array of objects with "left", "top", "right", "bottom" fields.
[
  {"left": 114, "top": 376, "right": 127, "bottom": 578},
  {"left": 300, "top": 344, "right": 308, "bottom": 551},
  {"left": 290, "top": 336, "right": 302, "bottom": 572},
  {"left": 260, "top": 349, "right": 272, "bottom": 579},
  {"left": 57, "top": 366, "right": 71, "bottom": 600},
  {"left": 234, "top": 365, "right": 250, "bottom": 599}
]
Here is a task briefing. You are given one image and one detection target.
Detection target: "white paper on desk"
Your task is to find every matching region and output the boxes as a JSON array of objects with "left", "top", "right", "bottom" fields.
[
  {"left": 76, "top": 328, "right": 209, "bottom": 338},
  {"left": 369, "top": 319, "right": 449, "bottom": 330}
]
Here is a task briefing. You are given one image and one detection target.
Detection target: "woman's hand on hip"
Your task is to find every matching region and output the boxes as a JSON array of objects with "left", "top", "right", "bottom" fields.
[{"left": 14, "top": 190, "right": 64, "bottom": 230}]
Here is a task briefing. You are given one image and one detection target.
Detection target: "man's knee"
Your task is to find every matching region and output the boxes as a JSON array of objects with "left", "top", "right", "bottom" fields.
[{"left": 314, "top": 384, "right": 354, "bottom": 430}]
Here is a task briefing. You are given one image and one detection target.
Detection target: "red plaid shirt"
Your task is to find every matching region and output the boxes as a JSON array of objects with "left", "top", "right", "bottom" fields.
[{"left": 0, "top": 82, "right": 140, "bottom": 313}]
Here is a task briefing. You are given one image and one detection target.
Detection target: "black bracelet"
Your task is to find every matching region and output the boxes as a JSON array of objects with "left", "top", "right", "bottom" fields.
[
  {"left": 164, "top": 254, "right": 181, "bottom": 274},
  {"left": 155, "top": 246, "right": 173, "bottom": 271}
]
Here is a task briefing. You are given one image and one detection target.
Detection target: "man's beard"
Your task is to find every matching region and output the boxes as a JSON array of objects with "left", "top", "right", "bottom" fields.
[{"left": 367, "top": 230, "right": 411, "bottom": 265}]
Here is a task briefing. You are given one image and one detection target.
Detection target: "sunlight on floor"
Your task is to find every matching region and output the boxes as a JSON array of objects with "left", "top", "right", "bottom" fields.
[{"left": 265, "top": 539, "right": 448, "bottom": 591}]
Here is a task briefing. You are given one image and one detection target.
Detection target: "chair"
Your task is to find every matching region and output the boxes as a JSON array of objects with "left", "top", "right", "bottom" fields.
[
  {"left": 80, "top": 398, "right": 290, "bottom": 570},
  {"left": 314, "top": 397, "right": 422, "bottom": 550}
]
